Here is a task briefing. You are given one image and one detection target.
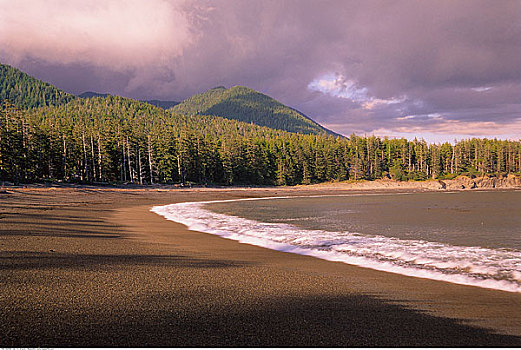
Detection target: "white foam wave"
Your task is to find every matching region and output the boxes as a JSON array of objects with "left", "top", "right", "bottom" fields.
[{"left": 151, "top": 197, "right": 521, "bottom": 293}]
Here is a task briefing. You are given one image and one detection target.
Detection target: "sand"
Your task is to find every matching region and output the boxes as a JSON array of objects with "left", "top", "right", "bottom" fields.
[{"left": 1, "top": 185, "right": 521, "bottom": 347}]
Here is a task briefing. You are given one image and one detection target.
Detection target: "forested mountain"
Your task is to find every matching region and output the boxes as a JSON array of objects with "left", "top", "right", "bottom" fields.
[
  {"left": 79, "top": 91, "right": 178, "bottom": 109},
  {"left": 1, "top": 95, "right": 520, "bottom": 186},
  {"left": 144, "top": 99, "right": 179, "bottom": 109},
  {"left": 2, "top": 64, "right": 326, "bottom": 132},
  {"left": 1, "top": 65, "right": 520, "bottom": 186},
  {"left": 171, "top": 86, "right": 337, "bottom": 135},
  {"left": 0, "top": 63, "right": 75, "bottom": 109},
  {"left": 78, "top": 91, "right": 108, "bottom": 99}
]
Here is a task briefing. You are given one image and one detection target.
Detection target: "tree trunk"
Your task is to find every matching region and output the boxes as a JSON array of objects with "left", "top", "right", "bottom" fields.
[
  {"left": 147, "top": 134, "right": 153, "bottom": 184},
  {"left": 408, "top": 143, "right": 412, "bottom": 173},
  {"left": 62, "top": 134, "right": 67, "bottom": 181},
  {"left": 127, "top": 136, "right": 133, "bottom": 183},
  {"left": 90, "top": 135, "right": 97, "bottom": 181},
  {"left": 122, "top": 139, "right": 127, "bottom": 182},
  {"left": 97, "top": 133, "right": 102, "bottom": 181},
  {"left": 82, "top": 130, "right": 88, "bottom": 182},
  {"left": 138, "top": 147, "right": 143, "bottom": 185},
  {"left": 451, "top": 145, "right": 455, "bottom": 174},
  {"left": 177, "top": 154, "right": 182, "bottom": 183}
]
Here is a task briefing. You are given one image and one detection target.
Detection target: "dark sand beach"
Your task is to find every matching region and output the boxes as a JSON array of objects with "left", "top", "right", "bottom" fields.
[{"left": 1, "top": 186, "right": 521, "bottom": 347}]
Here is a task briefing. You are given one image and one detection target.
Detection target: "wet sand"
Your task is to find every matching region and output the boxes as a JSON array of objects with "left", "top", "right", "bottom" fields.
[{"left": 1, "top": 186, "right": 521, "bottom": 347}]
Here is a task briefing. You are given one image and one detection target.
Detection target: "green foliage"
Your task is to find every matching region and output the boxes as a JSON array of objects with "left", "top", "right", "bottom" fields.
[
  {"left": 389, "top": 164, "right": 406, "bottom": 181},
  {"left": 171, "top": 85, "right": 337, "bottom": 135},
  {"left": 0, "top": 63, "right": 75, "bottom": 109},
  {"left": 438, "top": 173, "right": 458, "bottom": 180},
  {"left": 78, "top": 91, "right": 109, "bottom": 98},
  {"left": 2, "top": 66, "right": 521, "bottom": 186},
  {"left": 0, "top": 96, "right": 343, "bottom": 184},
  {"left": 78, "top": 92, "right": 179, "bottom": 109},
  {"left": 143, "top": 99, "right": 179, "bottom": 109}
]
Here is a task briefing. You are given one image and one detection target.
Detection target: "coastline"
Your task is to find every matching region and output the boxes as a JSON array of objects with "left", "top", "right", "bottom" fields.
[
  {"left": 1, "top": 186, "right": 521, "bottom": 346},
  {"left": 2, "top": 174, "right": 520, "bottom": 193}
]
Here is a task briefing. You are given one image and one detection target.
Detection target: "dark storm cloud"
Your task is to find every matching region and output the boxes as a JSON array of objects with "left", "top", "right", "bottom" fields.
[{"left": 1, "top": 0, "right": 521, "bottom": 140}]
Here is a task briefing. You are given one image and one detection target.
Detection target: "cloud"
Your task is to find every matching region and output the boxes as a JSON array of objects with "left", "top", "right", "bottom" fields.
[
  {"left": 308, "top": 74, "right": 370, "bottom": 103},
  {"left": 1, "top": 0, "right": 521, "bottom": 141},
  {"left": 308, "top": 73, "right": 406, "bottom": 110},
  {"left": 0, "top": 0, "right": 195, "bottom": 70}
]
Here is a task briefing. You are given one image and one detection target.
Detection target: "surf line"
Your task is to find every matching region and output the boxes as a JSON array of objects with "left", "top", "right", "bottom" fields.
[{"left": 151, "top": 195, "right": 521, "bottom": 294}]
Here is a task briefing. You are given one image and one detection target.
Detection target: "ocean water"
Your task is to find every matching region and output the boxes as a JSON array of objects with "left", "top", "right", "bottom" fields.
[{"left": 151, "top": 191, "right": 521, "bottom": 293}]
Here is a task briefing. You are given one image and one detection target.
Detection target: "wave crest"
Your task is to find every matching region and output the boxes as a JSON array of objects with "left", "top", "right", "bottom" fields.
[{"left": 151, "top": 197, "right": 521, "bottom": 293}]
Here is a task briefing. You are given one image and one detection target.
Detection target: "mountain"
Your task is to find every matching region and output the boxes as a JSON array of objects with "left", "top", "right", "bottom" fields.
[
  {"left": 0, "top": 63, "right": 75, "bottom": 109},
  {"left": 3, "top": 65, "right": 520, "bottom": 187},
  {"left": 171, "top": 85, "right": 338, "bottom": 136},
  {"left": 78, "top": 91, "right": 108, "bottom": 99},
  {"left": 6, "top": 94, "right": 336, "bottom": 185},
  {"left": 78, "top": 91, "right": 178, "bottom": 109},
  {"left": 144, "top": 99, "right": 179, "bottom": 109},
  {"left": 1, "top": 62, "right": 333, "bottom": 135}
]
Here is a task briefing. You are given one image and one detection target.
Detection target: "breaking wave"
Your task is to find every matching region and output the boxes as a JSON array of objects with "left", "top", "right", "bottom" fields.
[{"left": 151, "top": 197, "right": 521, "bottom": 293}]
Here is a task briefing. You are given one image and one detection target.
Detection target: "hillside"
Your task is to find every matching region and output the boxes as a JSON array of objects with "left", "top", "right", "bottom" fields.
[
  {"left": 0, "top": 95, "right": 345, "bottom": 185},
  {"left": 144, "top": 99, "right": 179, "bottom": 109},
  {"left": 0, "top": 63, "right": 75, "bottom": 109},
  {"left": 2, "top": 94, "right": 521, "bottom": 187},
  {"left": 79, "top": 91, "right": 178, "bottom": 109},
  {"left": 1, "top": 63, "right": 329, "bottom": 134},
  {"left": 171, "top": 86, "right": 337, "bottom": 135},
  {"left": 78, "top": 91, "right": 109, "bottom": 99},
  {"left": 3, "top": 65, "right": 519, "bottom": 188}
]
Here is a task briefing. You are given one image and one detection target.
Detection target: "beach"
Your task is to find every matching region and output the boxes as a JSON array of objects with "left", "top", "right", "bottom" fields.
[{"left": 1, "top": 185, "right": 521, "bottom": 347}]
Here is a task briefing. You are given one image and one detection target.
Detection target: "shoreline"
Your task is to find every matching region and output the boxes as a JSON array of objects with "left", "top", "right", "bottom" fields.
[
  {"left": 2, "top": 173, "right": 521, "bottom": 193},
  {"left": 1, "top": 187, "right": 521, "bottom": 346},
  {"left": 151, "top": 195, "right": 521, "bottom": 294}
]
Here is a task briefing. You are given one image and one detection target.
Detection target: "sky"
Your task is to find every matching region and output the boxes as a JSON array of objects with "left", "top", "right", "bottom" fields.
[{"left": 1, "top": 0, "right": 521, "bottom": 142}]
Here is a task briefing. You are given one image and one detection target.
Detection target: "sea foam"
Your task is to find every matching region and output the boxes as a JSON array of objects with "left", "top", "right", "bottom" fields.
[{"left": 151, "top": 197, "right": 521, "bottom": 293}]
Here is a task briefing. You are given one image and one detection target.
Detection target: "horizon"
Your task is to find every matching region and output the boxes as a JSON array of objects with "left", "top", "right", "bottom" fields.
[{"left": 2, "top": 0, "right": 521, "bottom": 143}]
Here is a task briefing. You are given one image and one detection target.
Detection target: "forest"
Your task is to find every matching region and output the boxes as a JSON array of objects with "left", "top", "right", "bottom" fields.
[
  {"left": 0, "top": 64, "right": 75, "bottom": 109},
  {"left": 1, "top": 96, "right": 520, "bottom": 186},
  {"left": 171, "top": 85, "right": 335, "bottom": 135}
]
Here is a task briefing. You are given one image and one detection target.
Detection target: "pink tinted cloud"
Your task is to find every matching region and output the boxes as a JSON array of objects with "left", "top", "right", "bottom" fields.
[
  {"left": 356, "top": 119, "right": 521, "bottom": 143},
  {"left": 1, "top": 0, "right": 521, "bottom": 142},
  {"left": 0, "top": 0, "right": 195, "bottom": 70}
]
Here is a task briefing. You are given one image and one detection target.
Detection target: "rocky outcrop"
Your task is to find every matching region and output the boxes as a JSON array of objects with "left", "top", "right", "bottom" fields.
[
  {"left": 312, "top": 175, "right": 521, "bottom": 191},
  {"left": 443, "top": 175, "right": 521, "bottom": 190}
]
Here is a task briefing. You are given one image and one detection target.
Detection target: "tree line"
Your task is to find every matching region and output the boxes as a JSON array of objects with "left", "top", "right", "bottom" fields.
[
  {"left": 1, "top": 64, "right": 75, "bottom": 109},
  {"left": 1, "top": 96, "right": 520, "bottom": 186},
  {"left": 171, "top": 85, "right": 333, "bottom": 135}
]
